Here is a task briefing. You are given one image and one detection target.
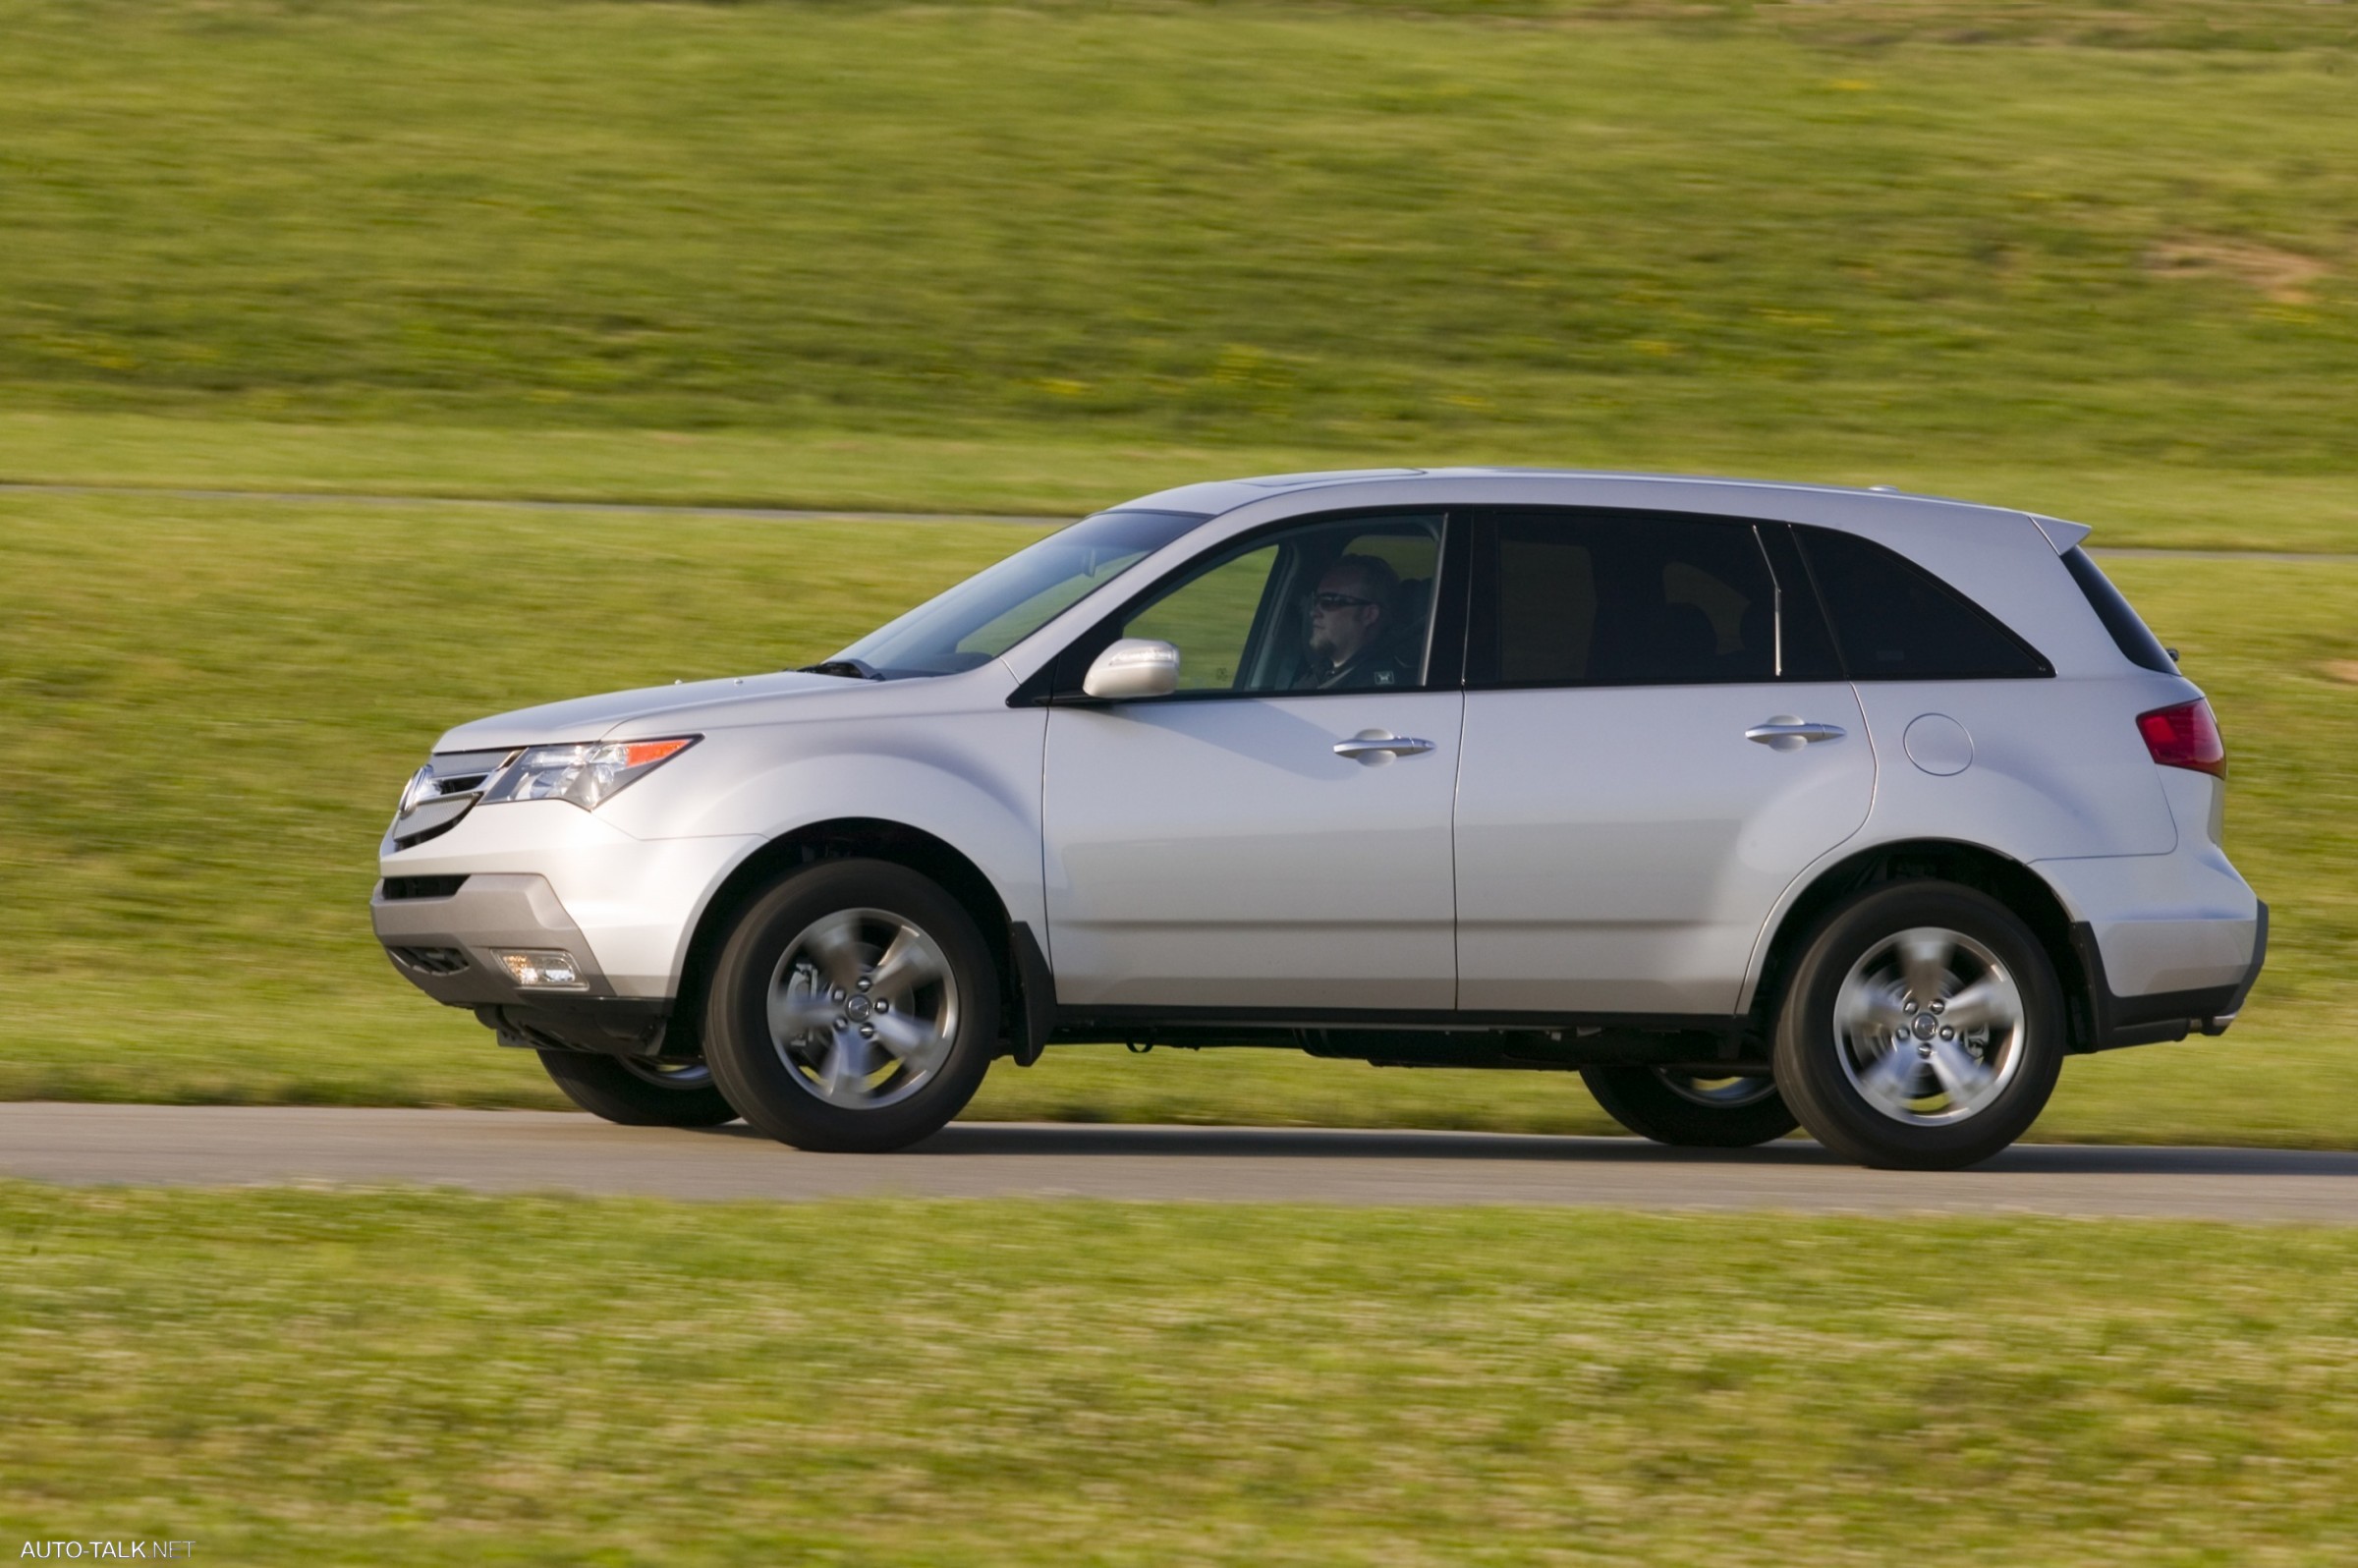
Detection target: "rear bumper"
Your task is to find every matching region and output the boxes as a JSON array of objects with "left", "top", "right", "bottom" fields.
[
  {"left": 2068, "top": 901, "right": 2268, "bottom": 1052},
  {"left": 372, "top": 873, "right": 672, "bottom": 1056},
  {"left": 2035, "top": 797, "right": 2264, "bottom": 1051}
]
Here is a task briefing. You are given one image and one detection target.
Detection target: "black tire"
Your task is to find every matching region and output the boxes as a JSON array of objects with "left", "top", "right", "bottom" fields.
[
  {"left": 1772, "top": 880, "right": 2065, "bottom": 1170},
  {"left": 1578, "top": 1065, "right": 1798, "bottom": 1148},
  {"left": 536, "top": 1049, "right": 740, "bottom": 1128},
  {"left": 702, "top": 859, "right": 999, "bottom": 1153}
]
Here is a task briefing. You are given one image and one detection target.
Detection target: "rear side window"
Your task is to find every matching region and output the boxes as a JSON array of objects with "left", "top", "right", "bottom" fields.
[
  {"left": 2060, "top": 546, "right": 2177, "bottom": 673},
  {"left": 1796, "top": 527, "right": 2051, "bottom": 680},
  {"left": 1470, "top": 510, "right": 1776, "bottom": 687}
]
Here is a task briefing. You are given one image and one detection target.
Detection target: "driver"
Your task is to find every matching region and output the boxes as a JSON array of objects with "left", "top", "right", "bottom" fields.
[{"left": 1299, "top": 553, "right": 1406, "bottom": 690}]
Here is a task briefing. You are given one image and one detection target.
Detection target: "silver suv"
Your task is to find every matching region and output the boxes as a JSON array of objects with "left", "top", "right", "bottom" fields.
[{"left": 373, "top": 470, "right": 2265, "bottom": 1169}]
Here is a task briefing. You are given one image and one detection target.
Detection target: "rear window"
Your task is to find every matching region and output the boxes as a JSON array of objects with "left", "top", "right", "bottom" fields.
[
  {"left": 1796, "top": 527, "right": 2051, "bottom": 680},
  {"left": 2060, "top": 546, "right": 2178, "bottom": 674}
]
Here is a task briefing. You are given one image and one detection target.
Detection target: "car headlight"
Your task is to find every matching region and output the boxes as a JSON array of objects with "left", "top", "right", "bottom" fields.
[{"left": 480, "top": 736, "right": 699, "bottom": 812}]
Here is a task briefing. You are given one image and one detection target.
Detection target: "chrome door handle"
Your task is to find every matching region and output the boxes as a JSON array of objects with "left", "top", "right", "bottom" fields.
[
  {"left": 1746, "top": 716, "right": 1846, "bottom": 752},
  {"left": 1333, "top": 731, "right": 1436, "bottom": 764}
]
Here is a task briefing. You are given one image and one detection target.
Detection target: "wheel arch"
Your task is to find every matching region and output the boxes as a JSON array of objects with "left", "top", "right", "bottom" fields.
[
  {"left": 1744, "top": 838, "right": 2095, "bottom": 1052},
  {"left": 664, "top": 817, "right": 1024, "bottom": 1059}
]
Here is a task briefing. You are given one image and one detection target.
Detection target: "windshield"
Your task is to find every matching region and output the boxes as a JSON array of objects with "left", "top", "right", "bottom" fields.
[{"left": 830, "top": 509, "right": 1208, "bottom": 678}]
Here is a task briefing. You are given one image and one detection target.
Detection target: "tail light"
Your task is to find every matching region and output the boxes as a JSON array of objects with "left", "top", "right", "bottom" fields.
[{"left": 2137, "top": 700, "right": 2226, "bottom": 776}]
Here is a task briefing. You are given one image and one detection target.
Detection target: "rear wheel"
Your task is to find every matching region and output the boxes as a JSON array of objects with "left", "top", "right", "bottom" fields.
[
  {"left": 1773, "top": 881, "right": 2064, "bottom": 1170},
  {"left": 1578, "top": 1065, "right": 1798, "bottom": 1148},
  {"left": 536, "top": 1049, "right": 739, "bottom": 1128},
  {"left": 702, "top": 859, "right": 998, "bottom": 1152}
]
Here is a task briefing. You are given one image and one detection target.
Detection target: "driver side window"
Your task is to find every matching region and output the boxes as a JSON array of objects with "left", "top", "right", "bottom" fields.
[
  {"left": 1127, "top": 544, "right": 1281, "bottom": 691},
  {"left": 1117, "top": 513, "right": 1444, "bottom": 696}
]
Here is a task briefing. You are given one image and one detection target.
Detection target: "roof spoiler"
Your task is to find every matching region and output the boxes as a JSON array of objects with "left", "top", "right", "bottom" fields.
[{"left": 2031, "top": 514, "right": 2093, "bottom": 554}]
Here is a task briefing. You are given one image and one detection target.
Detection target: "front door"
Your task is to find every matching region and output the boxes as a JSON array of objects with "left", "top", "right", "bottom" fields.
[
  {"left": 1042, "top": 511, "right": 1462, "bottom": 1011},
  {"left": 1451, "top": 508, "right": 1876, "bottom": 1015}
]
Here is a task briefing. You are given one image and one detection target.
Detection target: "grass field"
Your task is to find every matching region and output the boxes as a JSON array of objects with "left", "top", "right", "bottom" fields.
[
  {"left": 8, "top": 9, "right": 2353, "bottom": 1564},
  {"left": 2, "top": 0, "right": 2353, "bottom": 1139},
  {"left": 4, "top": 1179, "right": 2358, "bottom": 1556},
  {"left": 2, "top": 0, "right": 2355, "bottom": 489},
  {"left": 12, "top": 411, "right": 2358, "bottom": 554},
  {"left": 6, "top": 1184, "right": 2357, "bottom": 1564},
  {"left": 3, "top": 490, "right": 2351, "bottom": 1144}
]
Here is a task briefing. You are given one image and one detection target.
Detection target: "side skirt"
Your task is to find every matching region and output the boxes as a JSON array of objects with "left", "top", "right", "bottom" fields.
[{"left": 1046, "top": 1005, "right": 1765, "bottom": 1073}]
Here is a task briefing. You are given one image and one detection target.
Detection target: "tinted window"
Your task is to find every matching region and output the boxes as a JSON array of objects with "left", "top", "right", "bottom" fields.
[
  {"left": 2061, "top": 546, "right": 2177, "bottom": 673},
  {"left": 1797, "top": 527, "right": 2051, "bottom": 680},
  {"left": 1114, "top": 514, "right": 1444, "bottom": 695},
  {"left": 1755, "top": 524, "right": 1845, "bottom": 682},
  {"left": 1471, "top": 511, "right": 1776, "bottom": 687}
]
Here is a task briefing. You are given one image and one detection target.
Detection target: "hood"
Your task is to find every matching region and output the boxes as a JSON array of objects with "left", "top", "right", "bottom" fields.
[{"left": 432, "top": 670, "right": 856, "bottom": 753}]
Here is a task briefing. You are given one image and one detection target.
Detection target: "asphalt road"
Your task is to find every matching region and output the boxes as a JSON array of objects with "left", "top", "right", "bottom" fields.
[{"left": 5, "top": 1103, "right": 2356, "bottom": 1221}]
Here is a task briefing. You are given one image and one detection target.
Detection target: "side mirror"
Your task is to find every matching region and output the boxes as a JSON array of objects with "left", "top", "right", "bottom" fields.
[{"left": 1082, "top": 638, "right": 1180, "bottom": 700}]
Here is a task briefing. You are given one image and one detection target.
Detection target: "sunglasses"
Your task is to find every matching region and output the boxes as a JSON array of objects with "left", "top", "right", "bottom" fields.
[{"left": 1311, "top": 591, "right": 1376, "bottom": 611}]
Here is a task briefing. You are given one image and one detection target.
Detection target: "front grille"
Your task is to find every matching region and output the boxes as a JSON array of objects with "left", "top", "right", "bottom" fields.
[
  {"left": 427, "top": 747, "right": 519, "bottom": 783},
  {"left": 390, "top": 945, "right": 471, "bottom": 976},
  {"left": 392, "top": 747, "right": 517, "bottom": 850},
  {"left": 382, "top": 875, "right": 469, "bottom": 901}
]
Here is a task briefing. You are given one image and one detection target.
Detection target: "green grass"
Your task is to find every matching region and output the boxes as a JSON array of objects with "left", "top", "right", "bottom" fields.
[
  {"left": 2, "top": 0, "right": 2356, "bottom": 490},
  {"left": 3, "top": 490, "right": 2351, "bottom": 1143},
  {"left": 3, "top": 0, "right": 2353, "bottom": 1139},
  {"left": 5, "top": 1184, "right": 2357, "bottom": 1564},
  {"left": 8, "top": 13, "right": 2351, "bottom": 1559},
  {"left": 10, "top": 411, "right": 2358, "bottom": 553}
]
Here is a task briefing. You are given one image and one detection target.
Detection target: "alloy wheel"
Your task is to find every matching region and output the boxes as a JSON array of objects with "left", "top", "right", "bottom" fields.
[
  {"left": 1832, "top": 924, "right": 2027, "bottom": 1125},
  {"left": 1655, "top": 1071, "right": 1781, "bottom": 1110},
  {"left": 618, "top": 1056, "right": 716, "bottom": 1091},
  {"left": 764, "top": 907, "right": 962, "bottom": 1110}
]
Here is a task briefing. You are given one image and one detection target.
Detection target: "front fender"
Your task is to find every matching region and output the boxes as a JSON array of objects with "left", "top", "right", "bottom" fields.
[{"left": 603, "top": 705, "right": 1052, "bottom": 959}]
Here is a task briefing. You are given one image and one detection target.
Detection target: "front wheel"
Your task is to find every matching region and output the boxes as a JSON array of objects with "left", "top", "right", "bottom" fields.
[
  {"left": 1579, "top": 1065, "right": 1798, "bottom": 1148},
  {"left": 1772, "top": 881, "right": 2065, "bottom": 1170},
  {"left": 536, "top": 1049, "right": 740, "bottom": 1128},
  {"left": 702, "top": 859, "right": 999, "bottom": 1152}
]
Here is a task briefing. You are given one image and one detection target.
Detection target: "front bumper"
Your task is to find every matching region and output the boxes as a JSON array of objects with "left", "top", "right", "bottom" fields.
[
  {"left": 373, "top": 872, "right": 606, "bottom": 1006},
  {"left": 372, "top": 872, "right": 673, "bottom": 1056},
  {"left": 377, "top": 799, "right": 762, "bottom": 995}
]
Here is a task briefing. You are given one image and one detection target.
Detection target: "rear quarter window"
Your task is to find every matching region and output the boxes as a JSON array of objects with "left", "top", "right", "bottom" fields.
[
  {"left": 2060, "top": 546, "right": 2179, "bottom": 674},
  {"left": 1797, "top": 527, "right": 2052, "bottom": 680}
]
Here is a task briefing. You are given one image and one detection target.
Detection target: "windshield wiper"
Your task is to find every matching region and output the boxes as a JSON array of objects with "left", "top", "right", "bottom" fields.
[{"left": 797, "top": 657, "right": 886, "bottom": 681}]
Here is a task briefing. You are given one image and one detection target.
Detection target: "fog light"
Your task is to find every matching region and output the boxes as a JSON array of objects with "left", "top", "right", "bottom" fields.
[{"left": 498, "top": 949, "right": 584, "bottom": 989}]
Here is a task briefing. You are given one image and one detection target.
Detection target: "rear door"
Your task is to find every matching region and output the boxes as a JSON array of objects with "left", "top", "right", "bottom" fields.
[
  {"left": 1041, "top": 511, "right": 1465, "bottom": 1012},
  {"left": 1452, "top": 509, "right": 1875, "bottom": 1015}
]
